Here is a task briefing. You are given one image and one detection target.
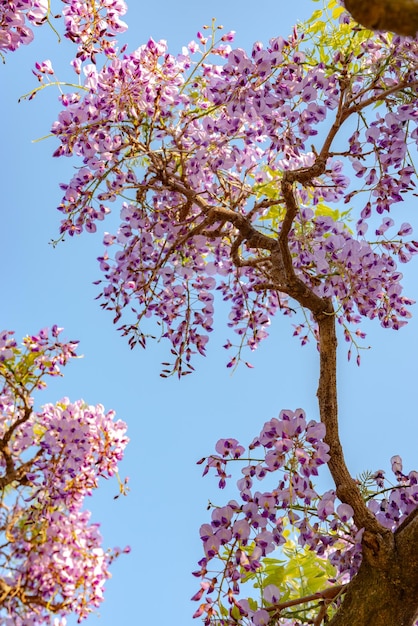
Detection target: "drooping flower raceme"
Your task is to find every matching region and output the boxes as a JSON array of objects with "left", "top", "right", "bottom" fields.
[
  {"left": 0, "top": 0, "right": 127, "bottom": 58},
  {"left": 0, "top": 1, "right": 47, "bottom": 53},
  {"left": 0, "top": 327, "right": 129, "bottom": 623},
  {"left": 61, "top": 0, "right": 128, "bottom": 59}
]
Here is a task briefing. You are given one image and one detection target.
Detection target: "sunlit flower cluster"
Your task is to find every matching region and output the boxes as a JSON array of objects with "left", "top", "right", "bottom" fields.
[
  {"left": 0, "top": 0, "right": 127, "bottom": 58},
  {"left": 0, "top": 328, "right": 129, "bottom": 623},
  {"left": 194, "top": 410, "right": 418, "bottom": 625},
  {"left": 44, "top": 25, "right": 418, "bottom": 373},
  {"left": 0, "top": 0, "right": 47, "bottom": 52}
]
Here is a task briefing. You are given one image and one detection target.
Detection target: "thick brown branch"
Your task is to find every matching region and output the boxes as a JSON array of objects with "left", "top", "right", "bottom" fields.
[
  {"left": 0, "top": 405, "right": 39, "bottom": 491},
  {"left": 344, "top": 0, "right": 418, "bottom": 36},
  {"left": 276, "top": 147, "right": 418, "bottom": 626},
  {"left": 0, "top": 575, "right": 69, "bottom": 612},
  {"left": 274, "top": 207, "right": 418, "bottom": 624},
  {"left": 153, "top": 168, "right": 278, "bottom": 253},
  {"left": 0, "top": 451, "right": 40, "bottom": 491},
  {"left": 315, "top": 311, "right": 385, "bottom": 534}
]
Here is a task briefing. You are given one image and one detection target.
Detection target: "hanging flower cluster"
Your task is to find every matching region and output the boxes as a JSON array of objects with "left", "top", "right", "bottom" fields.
[
  {"left": 0, "top": 327, "right": 129, "bottom": 623},
  {"left": 0, "top": 0, "right": 127, "bottom": 58},
  {"left": 193, "top": 410, "right": 418, "bottom": 625}
]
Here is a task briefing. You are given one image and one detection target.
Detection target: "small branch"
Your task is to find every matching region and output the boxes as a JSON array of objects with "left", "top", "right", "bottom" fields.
[
  {"left": 313, "top": 602, "right": 328, "bottom": 626},
  {"left": 0, "top": 578, "right": 14, "bottom": 605},
  {"left": 266, "top": 584, "right": 347, "bottom": 615}
]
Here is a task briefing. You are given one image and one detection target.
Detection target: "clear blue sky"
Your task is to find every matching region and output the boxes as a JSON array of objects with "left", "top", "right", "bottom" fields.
[{"left": 1, "top": 1, "right": 417, "bottom": 624}]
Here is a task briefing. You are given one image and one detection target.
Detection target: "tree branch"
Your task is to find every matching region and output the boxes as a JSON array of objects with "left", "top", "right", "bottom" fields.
[
  {"left": 266, "top": 584, "right": 347, "bottom": 616},
  {"left": 344, "top": 0, "right": 418, "bottom": 36}
]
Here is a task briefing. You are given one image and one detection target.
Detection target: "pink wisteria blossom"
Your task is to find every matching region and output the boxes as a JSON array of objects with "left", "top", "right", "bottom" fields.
[
  {"left": 194, "top": 410, "right": 417, "bottom": 625},
  {"left": 0, "top": 0, "right": 127, "bottom": 57},
  {"left": 0, "top": 328, "right": 129, "bottom": 623}
]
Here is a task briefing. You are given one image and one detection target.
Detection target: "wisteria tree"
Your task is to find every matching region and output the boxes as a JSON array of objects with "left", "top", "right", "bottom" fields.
[{"left": 1, "top": 0, "right": 418, "bottom": 625}]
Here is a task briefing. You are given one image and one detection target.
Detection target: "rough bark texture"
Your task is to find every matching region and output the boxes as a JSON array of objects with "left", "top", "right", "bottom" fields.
[
  {"left": 308, "top": 7, "right": 418, "bottom": 622},
  {"left": 344, "top": 0, "right": 418, "bottom": 36},
  {"left": 328, "top": 510, "right": 418, "bottom": 626},
  {"left": 314, "top": 307, "right": 418, "bottom": 626}
]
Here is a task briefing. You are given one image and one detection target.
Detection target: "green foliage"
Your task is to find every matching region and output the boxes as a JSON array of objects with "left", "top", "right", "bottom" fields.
[
  {"left": 234, "top": 520, "right": 338, "bottom": 621},
  {"left": 303, "top": 0, "right": 377, "bottom": 67}
]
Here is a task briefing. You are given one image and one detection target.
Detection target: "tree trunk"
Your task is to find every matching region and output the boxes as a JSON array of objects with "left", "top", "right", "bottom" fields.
[
  {"left": 281, "top": 182, "right": 418, "bottom": 624},
  {"left": 314, "top": 309, "right": 418, "bottom": 626},
  {"left": 344, "top": 0, "right": 418, "bottom": 36},
  {"left": 328, "top": 511, "right": 418, "bottom": 626}
]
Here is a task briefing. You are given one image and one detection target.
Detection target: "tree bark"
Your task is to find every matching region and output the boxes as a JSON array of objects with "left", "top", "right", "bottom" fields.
[
  {"left": 327, "top": 510, "right": 418, "bottom": 626},
  {"left": 344, "top": 0, "right": 418, "bottom": 36}
]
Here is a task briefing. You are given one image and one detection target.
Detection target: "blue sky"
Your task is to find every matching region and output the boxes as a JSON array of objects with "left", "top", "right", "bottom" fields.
[{"left": 1, "top": 1, "right": 417, "bottom": 624}]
